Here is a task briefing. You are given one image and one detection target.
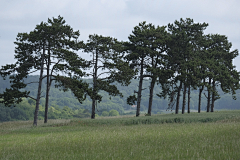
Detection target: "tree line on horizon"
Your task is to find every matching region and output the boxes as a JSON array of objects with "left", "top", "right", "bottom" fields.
[
  {"left": 0, "top": 16, "right": 239, "bottom": 126},
  {"left": 1, "top": 75, "right": 239, "bottom": 121},
  {"left": 0, "top": 97, "right": 124, "bottom": 122}
]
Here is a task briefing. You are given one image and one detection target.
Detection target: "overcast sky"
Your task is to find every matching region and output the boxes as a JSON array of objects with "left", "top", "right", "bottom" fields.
[{"left": 1, "top": 0, "right": 240, "bottom": 71}]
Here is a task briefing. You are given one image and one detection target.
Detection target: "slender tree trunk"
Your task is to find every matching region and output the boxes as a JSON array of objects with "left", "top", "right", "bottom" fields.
[
  {"left": 207, "top": 78, "right": 211, "bottom": 112},
  {"left": 198, "top": 87, "right": 203, "bottom": 113},
  {"left": 187, "top": 85, "right": 190, "bottom": 113},
  {"left": 136, "top": 58, "right": 144, "bottom": 117},
  {"left": 198, "top": 88, "right": 202, "bottom": 113},
  {"left": 44, "top": 46, "right": 51, "bottom": 123},
  {"left": 91, "top": 52, "right": 98, "bottom": 119},
  {"left": 182, "top": 83, "right": 187, "bottom": 114},
  {"left": 175, "top": 81, "right": 182, "bottom": 114},
  {"left": 33, "top": 46, "right": 45, "bottom": 126},
  {"left": 147, "top": 77, "right": 156, "bottom": 116},
  {"left": 198, "top": 79, "right": 205, "bottom": 113},
  {"left": 91, "top": 98, "right": 96, "bottom": 119},
  {"left": 211, "top": 80, "right": 215, "bottom": 112}
]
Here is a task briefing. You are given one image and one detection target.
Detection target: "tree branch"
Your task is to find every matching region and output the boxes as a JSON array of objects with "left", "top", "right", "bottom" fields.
[
  {"left": 25, "top": 81, "right": 39, "bottom": 85},
  {"left": 203, "top": 92, "right": 208, "bottom": 99},
  {"left": 26, "top": 95, "right": 37, "bottom": 101},
  {"left": 50, "top": 59, "right": 62, "bottom": 77},
  {"left": 28, "top": 69, "right": 39, "bottom": 75},
  {"left": 97, "top": 71, "right": 112, "bottom": 78}
]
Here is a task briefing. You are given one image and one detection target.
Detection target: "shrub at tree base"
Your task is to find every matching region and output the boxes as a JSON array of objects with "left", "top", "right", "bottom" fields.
[
  {"left": 109, "top": 109, "right": 119, "bottom": 116},
  {"left": 101, "top": 111, "right": 109, "bottom": 117}
]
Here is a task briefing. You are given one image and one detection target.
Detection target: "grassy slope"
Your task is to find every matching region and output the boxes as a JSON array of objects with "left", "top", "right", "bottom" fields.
[{"left": 0, "top": 111, "right": 240, "bottom": 160}]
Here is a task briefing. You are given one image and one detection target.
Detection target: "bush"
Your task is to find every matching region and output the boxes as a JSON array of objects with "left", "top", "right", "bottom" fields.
[
  {"left": 109, "top": 109, "right": 119, "bottom": 116},
  {"left": 101, "top": 111, "right": 109, "bottom": 117}
]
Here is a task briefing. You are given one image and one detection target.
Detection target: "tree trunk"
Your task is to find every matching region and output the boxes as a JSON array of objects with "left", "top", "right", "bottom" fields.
[
  {"left": 207, "top": 78, "right": 211, "bottom": 112},
  {"left": 187, "top": 85, "right": 190, "bottom": 113},
  {"left": 211, "top": 80, "right": 215, "bottom": 112},
  {"left": 33, "top": 46, "right": 45, "bottom": 126},
  {"left": 198, "top": 88, "right": 203, "bottom": 113},
  {"left": 136, "top": 58, "right": 144, "bottom": 117},
  {"left": 91, "top": 98, "right": 96, "bottom": 119},
  {"left": 44, "top": 46, "right": 51, "bottom": 123},
  {"left": 175, "top": 81, "right": 182, "bottom": 114},
  {"left": 198, "top": 79, "right": 205, "bottom": 113},
  {"left": 147, "top": 77, "right": 156, "bottom": 116},
  {"left": 91, "top": 52, "right": 98, "bottom": 119},
  {"left": 198, "top": 89, "right": 202, "bottom": 113},
  {"left": 182, "top": 83, "right": 187, "bottom": 114}
]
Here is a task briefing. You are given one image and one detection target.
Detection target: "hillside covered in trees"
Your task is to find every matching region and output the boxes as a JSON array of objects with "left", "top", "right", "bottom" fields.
[{"left": 1, "top": 75, "right": 240, "bottom": 122}]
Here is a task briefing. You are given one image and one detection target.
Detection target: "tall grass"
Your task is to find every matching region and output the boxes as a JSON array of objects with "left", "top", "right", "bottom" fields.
[
  {"left": 68, "top": 110, "right": 240, "bottom": 126},
  {"left": 0, "top": 111, "right": 240, "bottom": 160}
]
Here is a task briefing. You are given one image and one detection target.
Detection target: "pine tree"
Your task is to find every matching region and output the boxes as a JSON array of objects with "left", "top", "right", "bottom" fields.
[
  {"left": 144, "top": 25, "right": 169, "bottom": 116},
  {"left": 204, "top": 34, "right": 239, "bottom": 112},
  {"left": 167, "top": 18, "right": 208, "bottom": 114},
  {"left": 0, "top": 16, "right": 89, "bottom": 126},
  {"left": 125, "top": 22, "right": 156, "bottom": 117},
  {"left": 84, "top": 34, "right": 134, "bottom": 119},
  {"left": 37, "top": 16, "right": 89, "bottom": 123}
]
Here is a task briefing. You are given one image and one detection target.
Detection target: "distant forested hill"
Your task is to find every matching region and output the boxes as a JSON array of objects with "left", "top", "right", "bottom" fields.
[{"left": 1, "top": 75, "right": 240, "bottom": 113}]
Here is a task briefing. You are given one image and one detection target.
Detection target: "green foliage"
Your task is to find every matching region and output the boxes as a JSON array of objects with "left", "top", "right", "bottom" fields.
[
  {"left": 0, "top": 99, "right": 34, "bottom": 122},
  {"left": 0, "top": 98, "right": 92, "bottom": 122},
  {"left": 84, "top": 34, "right": 135, "bottom": 119},
  {"left": 109, "top": 109, "right": 119, "bottom": 116},
  {"left": 125, "top": 22, "right": 153, "bottom": 109},
  {"left": 0, "top": 16, "right": 92, "bottom": 126},
  {"left": 101, "top": 111, "right": 109, "bottom": 116}
]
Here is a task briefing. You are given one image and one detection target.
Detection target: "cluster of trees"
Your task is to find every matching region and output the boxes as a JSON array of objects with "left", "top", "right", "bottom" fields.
[
  {"left": 0, "top": 16, "right": 239, "bottom": 126},
  {"left": 125, "top": 19, "right": 239, "bottom": 116},
  {"left": 0, "top": 16, "right": 133, "bottom": 126},
  {"left": 163, "top": 19, "right": 239, "bottom": 114}
]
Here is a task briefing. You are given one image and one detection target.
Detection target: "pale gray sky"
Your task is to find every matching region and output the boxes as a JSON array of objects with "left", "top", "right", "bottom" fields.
[{"left": 1, "top": 0, "right": 240, "bottom": 70}]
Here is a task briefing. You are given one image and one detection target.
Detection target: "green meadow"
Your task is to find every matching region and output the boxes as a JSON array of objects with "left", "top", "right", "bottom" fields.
[{"left": 1, "top": 111, "right": 240, "bottom": 160}]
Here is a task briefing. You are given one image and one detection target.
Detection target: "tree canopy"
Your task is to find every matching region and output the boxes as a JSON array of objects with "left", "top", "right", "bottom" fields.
[
  {"left": 0, "top": 16, "right": 91, "bottom": 126},
  {"left": 0, "top": 17, "right": 239, "bottom": 124}
]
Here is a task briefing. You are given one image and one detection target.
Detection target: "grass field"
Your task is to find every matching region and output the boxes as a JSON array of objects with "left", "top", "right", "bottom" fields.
[{"left": 0, "top": 111, "right": 240, "bottom": 160}]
